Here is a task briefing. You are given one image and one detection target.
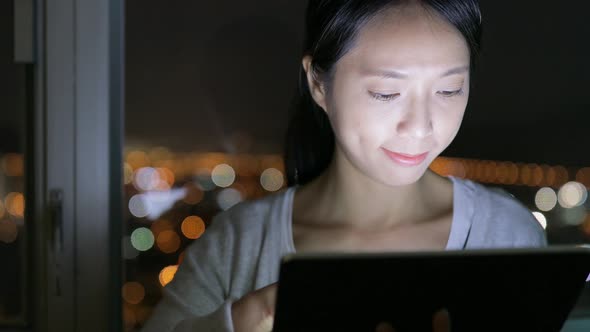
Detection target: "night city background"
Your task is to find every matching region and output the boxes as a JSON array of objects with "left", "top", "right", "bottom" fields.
[{"left": 1, "top": 0, "right": 589, "bottom": 330}]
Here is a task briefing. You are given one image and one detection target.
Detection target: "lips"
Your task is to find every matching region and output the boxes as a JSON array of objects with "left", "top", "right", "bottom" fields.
[{"left": 381, "top": 148, "right": 429, "bottom": 167}]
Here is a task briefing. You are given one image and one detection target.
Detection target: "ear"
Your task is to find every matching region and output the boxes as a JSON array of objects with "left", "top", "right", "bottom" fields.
[{"left": 302, "top": 55, "right": 328, "bottom": 111}]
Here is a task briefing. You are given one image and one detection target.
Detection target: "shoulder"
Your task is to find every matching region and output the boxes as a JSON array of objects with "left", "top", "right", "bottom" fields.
[
  {"left": 210, "top": 187, "right": 293, "bottom": 234},
  {"left": 455, "top": 177, "right": 547, "bottom": 248}
]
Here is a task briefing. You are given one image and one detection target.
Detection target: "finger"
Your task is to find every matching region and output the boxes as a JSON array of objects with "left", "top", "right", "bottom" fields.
[
  {"left": 375, "top": 322, "right": 395, "bottom": 332},
  {"left": 432, "top": 309, "right": 451, "bottom": 332}
]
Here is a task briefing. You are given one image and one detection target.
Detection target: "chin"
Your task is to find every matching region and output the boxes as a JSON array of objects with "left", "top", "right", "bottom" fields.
[{"left": 372, "top": 167, "right": 429, "bottom": 188}]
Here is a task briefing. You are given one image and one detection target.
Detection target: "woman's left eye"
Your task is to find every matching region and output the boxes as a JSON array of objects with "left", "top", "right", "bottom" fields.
[
  {"left": 369, "top": 92, "right": 400, "bottom": 102},
  {"left": 437, "top": 89, "right": 464, "bottom": 97}
]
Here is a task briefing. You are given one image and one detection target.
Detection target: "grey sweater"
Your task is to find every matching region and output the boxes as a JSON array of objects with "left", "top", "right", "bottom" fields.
[{"left": 141, "top": 176, "right": 547, "bottom": 332}]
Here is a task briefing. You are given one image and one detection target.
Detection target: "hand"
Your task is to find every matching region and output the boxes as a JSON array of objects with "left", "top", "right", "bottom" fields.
[
  {"left": 375, "top": 309, "right": 451, "bottom": 332},
  {"left": 231, "top": 283, "right": 278, "bottom": 332}
]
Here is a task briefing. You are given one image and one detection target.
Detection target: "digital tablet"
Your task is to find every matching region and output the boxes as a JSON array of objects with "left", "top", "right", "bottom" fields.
[{"left": 273, "top": 246, "right": 590, "bottom": 332}]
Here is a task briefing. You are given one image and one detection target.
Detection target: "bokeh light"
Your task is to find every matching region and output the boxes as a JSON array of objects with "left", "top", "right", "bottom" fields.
[
  {"left": 0, "top": 219, "right": 18, "bottom": 243},
  {"left": 148, "top": 147, "right": 172, "bottom": 163},
  {"left": 122, "top": 236, "right": 139, "bottom": 260},
  {"left": 133, "top": 167, "right": 160, "bottom": 191},
  {"left": 194, "top": 169, "right": 216, "bottom": 191},
  {"left": 123, "top": 162, "right": 134, "bottom": 185},
  {"left": 156, "top": 230, "right": 181, "bottom": 254},
  {"left": 216, "top": 188, "right": 243, "bottom": 210},
  {"left": 532, "top": 212, "right": 547, "bottom": 229},
  {"left": 122, "top": 281, "right": 145, "bottom": 305},
  {"left": 123, "top": 305, "right": 137, "bottom": 329},
  {"left": 553, "top": 166, "right": 569, "bottom": 188},
  {"left": 576, "top": 167, "right": 590, "bottom": 188},
  {"left": 560, "top": 206, "right": 587, "bottom": 226},
  {"left": 541, "top": 165, "right": 555, "bottom": 187},
  {"left": 182, "top": 183, "right": 204, "bottom": 205},
  {"left": 234, "top": 154, "right": 259, "bottom": 177},
  {"left": 159, "top": 265, "right": 179, "bottom": 287},
  {"left": 156, "top": 167, "right": 175, "bottom": 189},
  {"left": 519, "top": 164, "right": 532, "bottom": 186},
  {"left": 130, "top": 227, "right": 155, "bottom": 251},
  {"left": 495, "top": 162, "right": 508, "bottom": 184},
  {"left": 260, "top": 168, "right": 284, "bottom": 192},
  {"left": 181, "top": 216, "right": 206, "bottom": 239},
  {"left": 126, "top": 150, "right": 151, "bottom": 170},
  {"left": 486, "top": 161, "right": 498, "bottom": 183},
  {"left": 0, "top": 200, "right": 5, "bottom": 218},
  {"left": 211, "top": 164, "right": 236, "bottom": 188},
  {"left": 506, "top": 162, "right": 519, "bottom": 185},
  {"left": 530, "top": 164, "right": 543, "bottom": 187},
  {"left": 128, "top": 194, "right": 150, "bottom": 218},
  {"left": 429, "top": 157, "right": 449, "bottom": 176},
  {"left": 259, "top": 155, "right": 285, "bottom": 174},
  {"left": 5, "top": 192, "right": 25, "bottom": 218},
  {"left": 1, "top": 153, "right": 24, "bottom": 177},
  {"left": 557, "top": 181, "right": 588, "bottom": 208},
  {"left": 534, "top": 187, "right": 557, "bottom": 212},
  {"left": 150, "top": 218, "right": 174, "bottom": 238}
]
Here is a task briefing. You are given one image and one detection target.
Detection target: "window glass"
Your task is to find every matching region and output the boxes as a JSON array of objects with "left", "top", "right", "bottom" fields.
[{"left": 123, "top": 1, "right": 590, "bottom": 330}]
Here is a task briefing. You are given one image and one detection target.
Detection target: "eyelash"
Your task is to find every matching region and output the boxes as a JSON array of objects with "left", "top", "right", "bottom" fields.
[
  {"left": 437, "top": 89, "right": 464, "bottom": 98},
  {"left": 369, "top": 92, "right": 400, "bottom": 102},
  {"left": 369, "top": 89, "right": 464, "bottom": 102}
]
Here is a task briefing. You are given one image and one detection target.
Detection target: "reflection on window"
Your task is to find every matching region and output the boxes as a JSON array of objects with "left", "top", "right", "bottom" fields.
[{"left": 1, "top": 0, "right": 29, "bottom": 325}]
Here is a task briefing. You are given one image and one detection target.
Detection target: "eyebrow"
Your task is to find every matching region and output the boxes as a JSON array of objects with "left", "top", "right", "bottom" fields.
[{"left": 363, "top": 66, "right": 470, "bottom": 79}]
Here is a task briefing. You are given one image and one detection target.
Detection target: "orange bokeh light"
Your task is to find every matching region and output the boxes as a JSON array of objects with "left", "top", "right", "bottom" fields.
[
  {"left": 150, "top": 219, "right": 174, "bottom": 238},
  {"left": 122, "top": 282, "right": 146, "bottom": 305},
  {"left": 429, "top": 157, "right": 450, "bottom": 176},
  {"left": 2, "top": 153, "right": 24, "bottom": 177},
  {"left": 157, "top": 167, "right": 175, "bottom": 187},
  {"left": 156, "top": 230, "right": 181, "bottom": 254},
  {"left": 530, "top": 164, "right": 543, "bottom": 187},
  {"left": 0, "top": 219, "right": 18, "bottom": 243},
  {"left": 159, "top": 265, "right": 179, "bottom": 287},
  {"left": 542, "top": 165, "right": 556, "bottom": 187},
  {"left": 576, "top": 167, "right": 590, "bottom": 189},
  {"left": 178, "top": 250, "right": 186, "bottom": 265},
  {"left": 506, "top": 162, "right": 519, "bottom": 185},
  {"left": 126, "top": 151, "right": 150, "bottom": 170},
  {"left": 495, "top": 162, "right": 509, "bottom": 184},
  {"left": 181, "top": 216, "right": 206, "bottom": 240},
  {"left": 182, "top": 183, "right": 204, "bottom": 205},
  {"left": 5, "top": 192, "right": 25, "bottom": 218},
  {"left": 553, "top": 166, "right": 569, "bottom": 188}
]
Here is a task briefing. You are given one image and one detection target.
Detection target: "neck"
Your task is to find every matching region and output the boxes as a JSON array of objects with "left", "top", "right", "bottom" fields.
[{"left": 297, "top": 149, "right": 441, "bottom": 230}]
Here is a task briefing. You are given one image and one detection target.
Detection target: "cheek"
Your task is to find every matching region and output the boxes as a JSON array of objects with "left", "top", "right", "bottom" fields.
[
  {"left": 329, "top": 103, "right": 387, "bottom": 148},
  {"left": 433, "top": 104, "right": 467, "bottom": 143}
]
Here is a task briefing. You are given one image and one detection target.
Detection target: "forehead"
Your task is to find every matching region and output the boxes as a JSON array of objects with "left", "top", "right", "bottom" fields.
[{"left": 341, "top": 4, "right": 470, "bottom": 72}]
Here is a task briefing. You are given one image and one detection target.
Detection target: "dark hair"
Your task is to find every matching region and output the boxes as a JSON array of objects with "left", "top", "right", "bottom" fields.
[{"left": 284, "top": 0, "right": 482, "bottom": 186}]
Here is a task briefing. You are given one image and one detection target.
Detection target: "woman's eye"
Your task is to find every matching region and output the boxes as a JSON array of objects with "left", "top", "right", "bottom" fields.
[
  {"left": 437, "top": 89, "right": 464, "bottom": 97},
  {"left": 369, "top": 92, "right": 400, "bottom": 102}
]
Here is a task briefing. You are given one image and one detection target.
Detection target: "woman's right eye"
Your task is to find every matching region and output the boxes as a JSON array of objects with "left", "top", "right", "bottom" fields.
[{"left": 369, "top": 92, "right": 400, "bottom": 102}]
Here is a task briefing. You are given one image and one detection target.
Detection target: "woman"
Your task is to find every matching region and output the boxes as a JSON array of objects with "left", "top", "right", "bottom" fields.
[{"left": 142, "top": 0, "right": 546, "bottom": 331}]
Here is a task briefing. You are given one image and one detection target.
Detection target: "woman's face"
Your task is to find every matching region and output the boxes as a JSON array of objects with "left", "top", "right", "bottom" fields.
[{"left": 308, "top": 5, "right": 471, "bottom": 187}]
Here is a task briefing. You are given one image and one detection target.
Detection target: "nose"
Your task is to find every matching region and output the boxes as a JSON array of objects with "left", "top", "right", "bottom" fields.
[{"left": 396, "top": 97, "right": 433, "bottom": 139}]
